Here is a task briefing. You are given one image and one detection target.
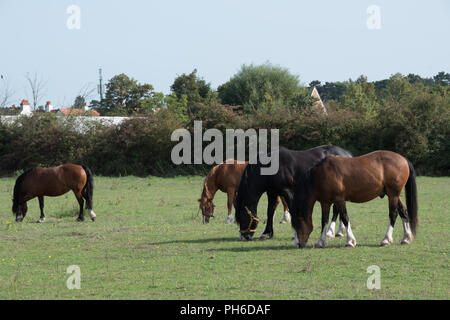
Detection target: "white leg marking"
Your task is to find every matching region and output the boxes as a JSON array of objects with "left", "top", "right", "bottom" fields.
[
  {"left": 326, "top": 221, "right": 336, "bottom": 238},
  {"left": 280, "top": 211, "right": 291, "bottom": 224},
  {"left": 336, "top": 220, "right": 346, "bottom": 237},
  {"left": 37, "top": 217, "right": 45, "bottom": 223},
  {"left": 380, "top": 224, "right": 394, "bottom": 246},
  {"left": 345, "top": 223, "right": 357, "bottom": 247},
  {"left": 226, "top": 214, "right": 234, "bottom": 224},
  {"left": 401, "top": 220, "right": 413, "bottom": 244},
  {"left": 88, "top": 209, "right": 96, "bottom": 221},
  {"left": 315, "top": 224, "right": 329, "bottom": 248}
]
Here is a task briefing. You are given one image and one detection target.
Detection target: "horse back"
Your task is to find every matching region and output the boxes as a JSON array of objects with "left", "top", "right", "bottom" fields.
[
  {"left": 319, "top": 151, "right": 409, "bottom": 203},
  {"left": 29, "top": 164, "right": 87, "bottom": 197},
  {"left": 215, "top": 160, "right": 248, "bottom": 192}
]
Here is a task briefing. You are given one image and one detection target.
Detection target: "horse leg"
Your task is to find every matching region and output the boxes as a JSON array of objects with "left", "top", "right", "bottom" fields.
[
  {"left": 37, "top": 196, "right": 45, "bottom": 223},
  {"left": 225, "top": 190, "right": 235, "bottom": 224},
  {"left": 336, "top": 201, "right": 356, "bottom": 247},
  {"left": 260, "top": 193, "right": 278, "bottom": 240},
  {"left": 397, "top": 199, "right": 413, "bottom": 245},
  {"left": 314, "top": 202, "right": 331, "bottom": 248},
  {"left": 76, "top": 194, "right": 85, "bottom": 222},
  {"left": 279, "top": 196, "right": 291, "bottom": 224},
  {"left": 380, "top": 196, "right": 399, "bottom": 246},
  {"left": 326, "top": 204, "right": 346, "bottom": 238}
]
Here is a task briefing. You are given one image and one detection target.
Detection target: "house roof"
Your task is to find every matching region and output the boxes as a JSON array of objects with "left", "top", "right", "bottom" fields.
[
  {"left": 57, "top": 108, "right": 84, "bottom": 116},
  {"left": 310, "top": 87, "right": 328, "bottom": 115},
  {"left": 85, "top": 109, "right": 100, "bottom": 117},
  {"left": 57, "top": 108, "right": 100, "bottom": 117}
]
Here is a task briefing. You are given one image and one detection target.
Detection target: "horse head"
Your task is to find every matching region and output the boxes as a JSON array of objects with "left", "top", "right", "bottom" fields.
[
  {"left": 198, "top": 197, "right": 215, "bottom": 224},
  {"left": 12, "top": 198, "right": 28, "bottom": 222},
  {"left": 235, "top": 205, "right": 259, "bottom": 241}
]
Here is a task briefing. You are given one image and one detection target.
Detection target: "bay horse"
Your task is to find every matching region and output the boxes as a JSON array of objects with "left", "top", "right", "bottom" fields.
[
  {"left": 235, "top": 146, "right": 352, "bottom": 241},
  {"left": 291, "top": 150, "right": 418, "bottom": 248},
  {"left": 199, "top": 160, "right": 289, "bottom": 224},
  {"left": 12, "top": 164, "right": 96, "bottom": 223}
]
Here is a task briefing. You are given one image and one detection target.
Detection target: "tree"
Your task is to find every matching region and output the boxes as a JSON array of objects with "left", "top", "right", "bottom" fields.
[
  {"left": 309, "top": 80, "right": 321, "bottom": 87},
  {"left": 433, "top": 72, "right": 450, "bottom": 86},
  {"left": 25, "top": 72, "right": 47, "bottom": 110},
  {"left": 72, "top": 95, "right": 86, "bottom": 109},
  {"left": 0, "top": 77, "right": 14, "bottom": 108},
  {"left": 92, "top": 74, "right": 154, "bottom": 115},
  {"left": 339, "top": 75, "right": 379, "bottom": 115},
  {"left": 217, "top": 62, "right": 309, "bottom": 112},
  {"left": 77, "top": 83, "right": 97, "bottom": 102},
  {"left": 170, "top": 69, "right": 213, "bottom": 106}
]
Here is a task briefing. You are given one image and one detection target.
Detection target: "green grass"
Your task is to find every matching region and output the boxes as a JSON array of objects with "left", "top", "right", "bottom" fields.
[{"left": 0, "top": 176, "right": 448, "bottom": 299}]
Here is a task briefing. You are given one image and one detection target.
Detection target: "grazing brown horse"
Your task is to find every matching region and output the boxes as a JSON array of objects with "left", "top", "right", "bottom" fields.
[
  {"left": 12, "top": 164, "right": 96, "bottom": 223},
  {"left": 291, "top": 150, "right": 418, "bottom": 248},
  {"left": 199, "top": 160, "right": 289, "bottom": 224}
]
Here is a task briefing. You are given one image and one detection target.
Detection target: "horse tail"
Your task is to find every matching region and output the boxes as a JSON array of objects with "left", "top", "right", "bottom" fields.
[
  {"left": 81, "top": 165, "right": 94, "bottom": 210},
  {"left": 405, "top": 159, "right": 418, "bottom": 237}
]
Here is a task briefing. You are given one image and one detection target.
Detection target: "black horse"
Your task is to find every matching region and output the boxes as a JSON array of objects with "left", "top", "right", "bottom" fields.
[{"left": 235, "top": 145, "right": 353, "bottom": 241}]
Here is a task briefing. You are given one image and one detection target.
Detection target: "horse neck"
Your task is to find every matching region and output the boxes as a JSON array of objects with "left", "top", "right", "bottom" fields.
[
  {"left": 238, "top": 174, "right": 266, "bottom": 211},
  {"left": 202, "top": 173, "right": 219, "bottom": 201}
]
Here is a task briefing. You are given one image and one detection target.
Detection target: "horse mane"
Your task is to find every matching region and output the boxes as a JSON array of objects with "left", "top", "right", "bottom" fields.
[
  {"left": 292, "top": 157, "right": 328, "bottom": 223},
  {"left": 201, "top": 164, "right": 219, "bottom": 200},
  {"left": 13, "top": 168, "right": 35, "bottom": 208},
  {"left": 235, "top": 165, "right": 250, "bottom": 224}
]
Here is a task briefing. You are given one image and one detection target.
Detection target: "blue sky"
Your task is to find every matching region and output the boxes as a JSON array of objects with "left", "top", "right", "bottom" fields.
[{"left": 0, "top": 0, "right": 449, "bottom": 107}]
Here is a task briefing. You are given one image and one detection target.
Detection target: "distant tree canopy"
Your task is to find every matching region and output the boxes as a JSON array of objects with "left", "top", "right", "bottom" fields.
[
  {"left": 91, "top": 74, "right": 155, "bottom": 115},
  {"left": 87, "top": 67, "right": 449, "bottom": 120},
  {"left": 217, "top": 63, "right": 311, "bottom": 113},
  {"left": 72, "top": 95, "right": 86, "bottom": 109},
  {"left": 170, "top": 69, "right": 213, "bottom": 106}
]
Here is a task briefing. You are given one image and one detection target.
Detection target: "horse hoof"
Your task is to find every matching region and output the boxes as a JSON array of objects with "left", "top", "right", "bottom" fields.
[
  {"left": 335, "top": 232, "right": 345, "bottom": 238},
  {"left": 380, "top": 238, "right": 393, "bottom": 247},
  {"left": 76, "top": 218, "right": 84, "bottom": 222},
  {"left": 400, "top": 239, "right": 411, "bottom": 245},
  {"left": 91, "top": 217, "right": 96, "bottom": 222},
  {"left": 259, "top": 234, "right": 272, "bottom": 240},
  {"left": 36, "top": 218, "right": 45, "bottom": 223},
  {"left": 345, "top": 240, "right": 356, "bottom": 248},
  {"left": 314, "top": 243, "right": 324, "bottom": 248},
  {"left": 326, "top": 232, "right": 335, "bottom": 239}
]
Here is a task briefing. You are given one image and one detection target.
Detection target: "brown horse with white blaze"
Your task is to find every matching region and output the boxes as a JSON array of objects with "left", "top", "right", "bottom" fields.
[
  {"left": 199, "top": 160, "right": 289, "bottom": 224},
  {"left": 12, "top": 164, "right": 96, "bottom": 223},
  {"left": 291, "top": 150, "right": 418, "bottom": 248}
]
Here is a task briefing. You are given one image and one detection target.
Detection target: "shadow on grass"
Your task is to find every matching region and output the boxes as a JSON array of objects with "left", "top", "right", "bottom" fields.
[
  {"left": 149, "top": 237, "right": 238, "bottom": 245},
  {"left": 149, "top": 236, "right": 384, "bottom": 251}
]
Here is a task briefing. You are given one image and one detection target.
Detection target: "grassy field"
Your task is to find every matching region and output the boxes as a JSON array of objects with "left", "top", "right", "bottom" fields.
[{"left": 0, "top": 175, "right": 448, "bottom": 300}]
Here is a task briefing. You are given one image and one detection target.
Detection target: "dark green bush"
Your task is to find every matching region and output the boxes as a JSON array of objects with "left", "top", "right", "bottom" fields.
[{"left": 0, "top": 94, "right": 448, "bottom": 176}]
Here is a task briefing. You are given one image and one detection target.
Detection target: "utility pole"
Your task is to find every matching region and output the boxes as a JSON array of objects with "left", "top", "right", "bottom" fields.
[{"left": 98, "top": 68, "right": 104, "bottom": 103}]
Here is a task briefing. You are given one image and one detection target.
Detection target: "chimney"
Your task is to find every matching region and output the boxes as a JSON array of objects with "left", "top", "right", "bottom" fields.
[
  {"left": 45, "top": 101, "right": 53, "bottom": 112},
  {"left": 20, "top": 100, "right": 32, "bottom": 115}
]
